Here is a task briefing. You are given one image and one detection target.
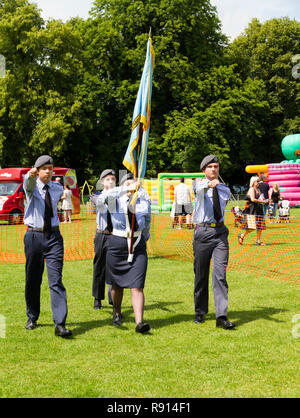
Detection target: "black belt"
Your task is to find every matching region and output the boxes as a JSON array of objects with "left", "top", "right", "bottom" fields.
[
  {"left": 196, "top": 222, "right": 224, "bottom": 228},
  {"left": 96, "top": 229, "right": 111, "bottom": 235},
  {"left": 27, "top": 226, "right": 60, "bottom": 232}
]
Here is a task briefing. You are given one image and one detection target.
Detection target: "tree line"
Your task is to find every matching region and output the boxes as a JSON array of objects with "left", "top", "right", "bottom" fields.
[{"left": 0, "top": 0, "right": 299, "bottom": 186}]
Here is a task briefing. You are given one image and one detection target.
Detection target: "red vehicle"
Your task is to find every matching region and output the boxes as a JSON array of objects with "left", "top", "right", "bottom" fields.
[{"left": 0, "top": 167, "right": 80, "bottom": 224}]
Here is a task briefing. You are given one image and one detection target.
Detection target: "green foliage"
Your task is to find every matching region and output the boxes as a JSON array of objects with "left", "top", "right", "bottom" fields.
[
  {"left": 226, "top": 17, "right": 300, "bottom": 163},
  {"left": 160, "top": 66, "right": 269, "bottom": 179},
  {"left": 84, "top": 0, "right": 228, "bottom": 179},
  {"left": 0, "top": 1, "right": 299, "bottom": 185},
  {"left": 0, "top": 1, "right": 87, "bottom": 171}
]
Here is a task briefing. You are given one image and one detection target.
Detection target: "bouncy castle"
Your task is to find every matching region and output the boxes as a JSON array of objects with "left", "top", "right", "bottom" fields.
[{"left": 246, "top": 134, "right": 300, "bottom": 206}]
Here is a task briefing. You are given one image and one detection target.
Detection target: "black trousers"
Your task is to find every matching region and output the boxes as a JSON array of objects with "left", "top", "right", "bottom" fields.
[
  {"left": 92, "top": 232, "right": 112, "bottom": 302},
  {"left": 193, "top": 225, "right": 229, "bottom": 318},
  {"left": 24, "top": 229, "right": 67, "bottom": 325}
]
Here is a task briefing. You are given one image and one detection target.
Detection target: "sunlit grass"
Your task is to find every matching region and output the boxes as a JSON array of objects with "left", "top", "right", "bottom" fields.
[{"left": 0, "top": 258, "right": 299, "bottom": 398}]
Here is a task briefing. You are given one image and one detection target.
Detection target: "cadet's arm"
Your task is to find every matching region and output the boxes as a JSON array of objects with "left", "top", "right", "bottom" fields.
[{"left": 23, "top": 168, "right": 38, "bottom": 197}]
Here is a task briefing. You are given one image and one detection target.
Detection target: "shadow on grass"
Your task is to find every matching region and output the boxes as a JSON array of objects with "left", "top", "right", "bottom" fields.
[
  {"left": 142, "top": 306, "right": 287, "bottom": 331},
  {"left": 225, "top": 306, "right": 287, "bottom": 327},
  {"left": 50, "top": 304, "right": 287, "bottom": 338},
  {"left": 68, "top": 301, "right": 183, "bottom": 337}
]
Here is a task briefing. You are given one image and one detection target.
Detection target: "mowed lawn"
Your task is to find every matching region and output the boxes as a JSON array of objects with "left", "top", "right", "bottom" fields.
[{"left": 0, "top": 257, "right": 299, "bottom": 398}]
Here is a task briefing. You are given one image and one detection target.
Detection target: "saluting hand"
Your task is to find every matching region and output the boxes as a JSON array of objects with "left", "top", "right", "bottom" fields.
[
  {"left": 29, "top": 168, "right": 38, "bottom": 178},
  {"left": 208, "top": 179, "right": 220, "bottom": 188}
]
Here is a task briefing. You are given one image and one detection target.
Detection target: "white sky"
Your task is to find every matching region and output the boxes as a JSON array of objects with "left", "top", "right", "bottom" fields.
[
  {"left": 34, "top": 0, "right": 300, "bottom": 41},
  {"left": 211, "top": 0, "right": 300, "bottom": 40},
  {"left": 33, "top": 0, "right": 94, "bottom": 21}
]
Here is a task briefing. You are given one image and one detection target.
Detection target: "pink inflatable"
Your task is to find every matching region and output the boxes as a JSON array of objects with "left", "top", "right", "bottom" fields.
[
  {"left": 246, "top": 136, "right": 300, "bottom": 206},
  {"left": 267, "top": 163, "right": 300, "bottom": 206},
  {"left": 268, "top": 163, "right": 300, "bottom": 170},
  {"left": 269, "top": 180, "right": 300, "bottom": 187},
  {"left": 269, "top": 174, "right": 300, "bottom": 181},
  {"left": 277, "top": 192, "right": 300, "bottom": 200},
  {"left": 276, "top": 188, "right": 300, "bottom": 193}
]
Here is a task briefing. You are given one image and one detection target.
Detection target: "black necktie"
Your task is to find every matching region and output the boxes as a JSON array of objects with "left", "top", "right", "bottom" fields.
[
  {"left": 106, "top": 209, "right": 113, "bottom": 233},
  {"left": 213, "top": 187, "right": 222, "bottom": 222},
  {"left": 44, "top": 184, "right": 53, "bottom": 234}
]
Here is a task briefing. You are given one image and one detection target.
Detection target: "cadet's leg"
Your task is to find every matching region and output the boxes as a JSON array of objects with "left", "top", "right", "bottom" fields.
[
  {"left": 92, "top": 233, "right": 106, "bottom": 303},
  {"left": 212, "top": 230, "right": 229, "bottom": 319},
  {"left": 193, "top": 227, "right": 214, "bottom": 316},
  {"left": 24, "top": 231, "right": 45, "bottom": 323},
  {"left": 131, "top": 288, "right": 144, "bottom": 325},
  {"left": 111, "top": 285, "right": 123, "bottom": 316},
  {"left": 44, "top": 231, "right": 68, "bottom": 326},
  {"left": 108, "top": 285, "right": 113, "bottom": 305}
]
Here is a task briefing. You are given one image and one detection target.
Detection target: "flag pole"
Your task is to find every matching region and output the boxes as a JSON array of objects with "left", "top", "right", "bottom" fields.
[
  {"left": 128, "top": 122, "right": 143, "bottom": 262},
  {"left": 123, "top": 30, "right": 154, "bottom": 263}
]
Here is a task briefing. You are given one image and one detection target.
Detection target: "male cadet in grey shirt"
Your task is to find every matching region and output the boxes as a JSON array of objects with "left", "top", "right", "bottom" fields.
[
  {"left": 192, "top": 155, "right": 235, "bottom": 330},
  {"left": 23, "top": 155, "right": 72, "bottom": 338}
]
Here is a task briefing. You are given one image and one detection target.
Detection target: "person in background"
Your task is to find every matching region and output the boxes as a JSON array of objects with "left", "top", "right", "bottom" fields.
[
  {"left": 238, "top": 176, "right": 268, "bottom": 245},
  {"left": 61, "top": 184, "right": 73, "bottom": 223},
  {"left": 258, "top": 174, "right": 269, "bottom": 217},
  {"left": 174, "top": 177, "right": 193, "bottom": 229},
  {"left": 269, "top": 183, "right": 282, "bottom": 222},
  {"left": 54, "top": 177, "right": 63, "bottom": 220},
  {"left": 54, "top": 177, "right": 62, "bottom": 184}
]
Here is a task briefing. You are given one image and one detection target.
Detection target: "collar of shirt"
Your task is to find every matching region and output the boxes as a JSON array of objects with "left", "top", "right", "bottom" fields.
[{"left": 37, "top": 178, "right": 52, "bottom": 195}]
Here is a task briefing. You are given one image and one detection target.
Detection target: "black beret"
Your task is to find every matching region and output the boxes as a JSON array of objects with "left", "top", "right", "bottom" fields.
[
  {"left": 100, "top": 169, "right": 116, "bottom": 181},
  {"left": 34, "top": 155, "right": 54, "bottom": 169},
  {"left": 120, "top": 172, "right": 135, "bottom": 185},
  {"left": 200, "top": 155, "right": 219, "bottom": 171}
]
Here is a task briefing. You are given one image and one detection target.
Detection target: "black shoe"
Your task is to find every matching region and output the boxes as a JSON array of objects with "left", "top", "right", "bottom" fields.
[
  {"left": 94, "top": 299, "right": 103, "bottom": 310},
  {"left": 26, "top": 319, "right": 37, "bottom": 330},
  {"left": 135, "top": 322, "right": 150, "bottom": 333},
  {"left": 113, "top": 314, "right": 122, "bottom": 326},
  {"left": 194, "top": 314, "right": 205, "bottom": 324},
  {"left": 55, "top": 325, "right": 72, "bottom": 337},
  {"left": 216, "top": 317, "right": 235, "bottom": 330}
]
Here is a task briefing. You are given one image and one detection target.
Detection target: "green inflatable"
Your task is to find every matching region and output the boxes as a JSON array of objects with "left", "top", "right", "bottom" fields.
[{"left": 281, "top": 134, "right": 300, "bottom": 162}]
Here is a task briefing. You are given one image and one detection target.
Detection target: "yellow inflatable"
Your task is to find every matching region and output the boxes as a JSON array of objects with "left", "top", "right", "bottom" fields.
[{"left": 245, "top": 165, "right": 268, "bottom": 174}]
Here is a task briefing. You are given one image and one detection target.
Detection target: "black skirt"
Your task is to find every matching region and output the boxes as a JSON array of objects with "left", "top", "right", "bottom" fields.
[{"left": 106, "top": 234, "right": 148, "bottom": 289}]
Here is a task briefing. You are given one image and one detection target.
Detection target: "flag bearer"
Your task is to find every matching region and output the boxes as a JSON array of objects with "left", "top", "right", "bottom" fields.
[{"left": 96, "top": 173, "right": 151, "bottom": 333}]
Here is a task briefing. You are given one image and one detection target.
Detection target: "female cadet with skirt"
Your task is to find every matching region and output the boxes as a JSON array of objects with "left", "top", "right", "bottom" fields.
[{"left": 96, "top": 173, "right": 151, "bottom": 333}]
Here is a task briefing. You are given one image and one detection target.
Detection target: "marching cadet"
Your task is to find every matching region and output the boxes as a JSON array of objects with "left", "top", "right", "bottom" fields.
[
  {"left": 97, "top": 173, "right": 151, "bottom": 333},
  {"left": 193, "top": 155, "right": 235, "bottom": 330},
  {"left": 23, "top": 155, "right": 72, "bottom": 337},
  {"left": 91, "top": 169, "right": 116, "bottom": 309}
]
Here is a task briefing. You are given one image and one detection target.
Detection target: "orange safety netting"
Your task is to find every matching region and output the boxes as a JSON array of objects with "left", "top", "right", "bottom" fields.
[{"left": 0, "top": 208, "right": 299, "bottom": 285}]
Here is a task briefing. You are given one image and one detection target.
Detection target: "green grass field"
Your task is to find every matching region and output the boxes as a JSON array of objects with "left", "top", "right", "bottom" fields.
[{"left": 0, "top": 257, "right": 299, "bottom": 398}]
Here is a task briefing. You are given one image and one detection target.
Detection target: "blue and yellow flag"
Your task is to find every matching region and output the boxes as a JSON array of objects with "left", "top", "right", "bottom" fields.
[{"left": 123, "top": 34, "right": 155, "bottom": 180}]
